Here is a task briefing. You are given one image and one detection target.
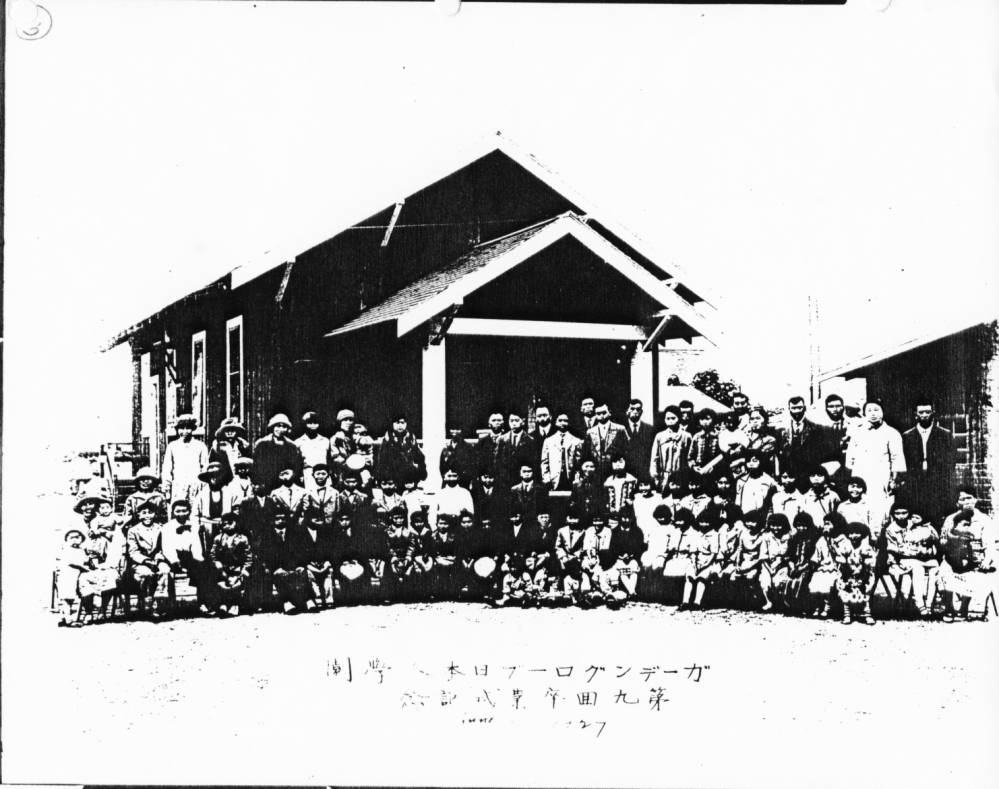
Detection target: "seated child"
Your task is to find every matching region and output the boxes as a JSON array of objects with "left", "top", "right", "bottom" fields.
[
  {"left": 836, "top": 476, "right": 873, "bottom": 529},
  {"left": 555, "top": 512, "right": 597, "bottom": 604},
  {"left": 209, "top": 512, "right": 254, "bottom": 617},
  {"left": 679, "top": 507, "right": 722, "bottom": 611},
  {"left": 806, "top": 511, "right": 848, "bottom": 618},
  {"left": 758, "top": 513, "right": 792, "bottom": 611},
  {"left": 884, "top": 502, "right": 940, "bottom": 617},
  {"left": 834, "top": 521, "right": 877, "bottom": 625}
]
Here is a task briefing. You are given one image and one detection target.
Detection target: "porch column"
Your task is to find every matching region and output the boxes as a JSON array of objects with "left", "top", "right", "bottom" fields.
[
  {"left": 630, "top": 341, "right": 656, "bottom": 426},
  {"left": 421, "top": 338, "right": 447, "bottom": 490}
]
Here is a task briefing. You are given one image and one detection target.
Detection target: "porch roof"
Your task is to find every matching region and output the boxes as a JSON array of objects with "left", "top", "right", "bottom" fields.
[{"left": 325, "top": 211, "right": 717, "bottom": 344}]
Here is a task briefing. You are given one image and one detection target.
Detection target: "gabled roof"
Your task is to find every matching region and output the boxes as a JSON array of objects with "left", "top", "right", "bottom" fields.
[
  {"left": 107, "top": 132, "right": 720, "bottom": 349},
  {"left": 326, "top": 211, "right": 717, "bottom": 343}
]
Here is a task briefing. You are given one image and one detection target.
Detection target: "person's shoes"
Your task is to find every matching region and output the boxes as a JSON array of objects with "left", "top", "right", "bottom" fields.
[
  {"left": 862, "top": 615, "right": 876, "bottom": 625},
  {"left": 305, "top": 599, "right": 317, "bottom": 612},
  {"left": 216, "top": 606, "right": 230, "bottom": 618},
  {"left": 942, "top": 612, "right": 955, "bottom": 623},
  {"left": 842, "top": 611, "right": 852, "bottom": 625},
  {"left": 760, "top": 602, "right": 774, "bottom": 612},
  {"left": 198, "top": 604, "right": 210, "bottom": 615},
  {"left": 283, "top": 601, "right": 296, "bottom": 614},
  {"left": 818, "top": 606, "right": 831, "bottom": 620},
  {"left": 676, "top": 603, "right": 690, "bottom": 612},
  {"left": 229, "top": 605, "right": 240, "bottom": 616}
]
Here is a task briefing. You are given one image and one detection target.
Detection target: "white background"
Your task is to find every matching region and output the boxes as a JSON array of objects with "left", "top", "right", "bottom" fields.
[{"left": 3, "top": 0, "right": 999, "bottom": 786}]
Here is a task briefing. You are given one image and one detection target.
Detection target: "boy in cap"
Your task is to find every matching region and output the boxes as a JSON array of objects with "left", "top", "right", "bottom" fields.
[
  {"left": 209, "top": 511, "right": 254, "bottom": 616},
  {"left": 124, "top": 467, "right": 168, "bottom": 526},
  {"left": 295, "top": 411, "right": 332, "bottom": 491},
  {"left": 126, "top": 500, "right": 171, "bottom": 618},
  {"left": 252, "top": 413, "right": 305, "bottom": 491},
  {"left": 161, "top": 414, "right": 209, "bottom": 504}
]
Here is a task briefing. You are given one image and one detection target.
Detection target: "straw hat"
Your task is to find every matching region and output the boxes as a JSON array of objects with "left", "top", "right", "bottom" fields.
[
  {"left": 134, "top": 466, "right": 160, "bottom": 484},
  {"left": 214, "top": 417, "right": 247, "bottom": 440},
  {"left": 267, "top": 413, "right": 292, "bottom": 430},
  {"left": 74, "top": 494, "right": 110, "bottom": 514}
]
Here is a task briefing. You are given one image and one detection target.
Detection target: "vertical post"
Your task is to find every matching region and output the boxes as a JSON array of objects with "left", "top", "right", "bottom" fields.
[
  {"left": 422, "top": 338, "right": 447, "bottom": 490},
  {"left": 630, "top": 341, "right": 655, "bottom": 426}
]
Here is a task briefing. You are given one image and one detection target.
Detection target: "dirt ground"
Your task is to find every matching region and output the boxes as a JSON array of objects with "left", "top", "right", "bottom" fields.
[{"left": 3, "top": 484, "right": 998, "bottom": 787}]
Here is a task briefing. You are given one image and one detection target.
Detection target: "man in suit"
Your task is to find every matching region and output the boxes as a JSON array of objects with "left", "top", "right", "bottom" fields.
[
  {"left": 578, "top": 395, "right": 598, "bottom": 434},
  {"left": 234, "top": 482, "right": 282, "bottom": 610},
  {"left": 541, "top": 413, "right": 585, "bottom": 492},
  {"left": 529, "top": 404, "right": 556, "bottom": 463},
  {"left": 777, "top": 395, "right": 825, "bottom": 491},
  {"left": 586, "top": 402, "right": 629, "bottom": 483},
  {"left": 496, "top": 413, "right": 538, "bottom": 486},
  {"left": 508, "top": 463, "right": 547, "bottom": 526},
  {"left": 902, "top": 399, "right": 956, "bottom": 523},
  {"left": 622, "top": 399, "right": 656, "bottom": 484},
  {"left": 476, "top": 412, "right": 506, "bottom": 480}
]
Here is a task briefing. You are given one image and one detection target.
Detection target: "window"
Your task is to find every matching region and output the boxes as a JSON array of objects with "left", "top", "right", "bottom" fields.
[
  {"left": 226, "top": 316, "right": 244, "bottom": 422},
  {"left": 191, "top": 331, "right": 207, "bottom": 430}
]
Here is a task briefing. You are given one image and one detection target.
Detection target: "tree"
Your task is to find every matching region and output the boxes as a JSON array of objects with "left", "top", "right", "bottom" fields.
[{"left": 690, "top": 369, "right": 742, "bottom": 408}]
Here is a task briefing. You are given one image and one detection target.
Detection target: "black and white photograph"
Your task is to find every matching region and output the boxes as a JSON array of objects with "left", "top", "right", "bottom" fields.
[{"left": 2, "top": 0, "right": 998, "bottom": 786}]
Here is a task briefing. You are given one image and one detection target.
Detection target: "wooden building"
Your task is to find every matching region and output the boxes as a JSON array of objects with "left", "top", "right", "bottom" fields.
[
  {"left": 820, "top": 319, "right": 997, "bottom": 506},
  {"left": 108, "top": 137, "right": 719, "bottom": 486}
]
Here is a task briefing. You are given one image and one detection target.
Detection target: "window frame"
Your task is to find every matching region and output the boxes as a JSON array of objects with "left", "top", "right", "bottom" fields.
[
  {"left": 225, "top": 315, "right": 245, "bottom": 423},
  {"left": 190, "top": 330, "right": 208, "bottom": 431}
]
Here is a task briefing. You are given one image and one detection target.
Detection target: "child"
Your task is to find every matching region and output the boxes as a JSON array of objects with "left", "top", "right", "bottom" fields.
[
  {"left": 784, "top": 512, "right": 820, "bottom": 612},
  {"left": 660, "top": 478, "right": 686, "bottom": 517},
  {"left": 661, "top": 507, "right": 699, "bottom": 605},
  {"left": 56, "top": 530, "right": 88, "bottom": 627},
  {"left": 679, "top": 474, "right": 712, "bottom": 520},
  {"left": 836, "top": 476, "right": 873, "bottom": 529},
  {"left": 409, "top": 510, "right": 436, "bottom": 598},
  {"left": 680, "top": 508, "right": 722, "bottom": 611},
  {"left": 801, "top": 466, "right": 841, "bottom": 529},
  {"left": 385, "top": 506, "right": 416, "bottom": 598},
  {"left": 300, "top": 510, "right": 335, "bottom": 608},
  {"left": 209, "top": 512, "right": 254, "bottom": 617},
  {"left": 432, "top": 514, "right": 459, "bottom": 600},
  {"left": 555, "top": 512, "right": 597, "bottom": 604},
  {"left": 640, "top": 504, "right": 674, "bottom": 574},
  {"left": 604, "top": 454, "right": 638, "bottom": 515},
  {"left": 126, "top": 501, "right": 171, "bottom": 619},
  {"left": 834, "top": 522, "right": 877, "bottom": 624},
  {"left": 807, "top": 511, "right": 848, "bottom": 618},
  {"left": 498, "top": 552, "right": 534, "bottom": 607},
  {"left": 401, "top": 479, "right": 430, "bottom": 526},
  {"left": 260, "top": 508, "right": 315, "bottom": 614},
  {"left": 758, "top": 513, "right": 792, "bottom": 611},
  {"left": 884, "top": 504, "right": 939, "bottom": 618},
  {"left": 771, "top": 469, "right": 804, "bottom": 524},
  {"left": 736, "top": 451, "right": 777, "bottom": 516},
  {"left": 724, "top": 509, "right": 769, "bottom": 609}
]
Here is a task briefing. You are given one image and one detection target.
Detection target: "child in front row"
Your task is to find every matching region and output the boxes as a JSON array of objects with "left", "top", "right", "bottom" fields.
[{"left": 56, "top": 529, "right": 89, "bottom": 627}]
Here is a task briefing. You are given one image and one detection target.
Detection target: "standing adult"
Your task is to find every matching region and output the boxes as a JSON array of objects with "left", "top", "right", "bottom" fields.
[
  {"left": 295, "top": 411, "right": 332, "bottom": 489},
  {"left": 578, "top": 396, "right": 598, "bottom": 434},
  {"left": 845, "top": 401, "right": 906, "bottom": 532},
  {"left": 541, "top": 413, "right": 585, "bottom": 492},
  {"left": 730, "top": 391, "right": 751, "bottom": 430},
  {"left": 649, "top": 405, "right": 692, "bottom": 494},
  {"left": 901, "top": 399, "right": 956, "bottom": 523},
  {"left": 496, "top": 413, "right": 538, "bottom": 486},
  {"left": 375, "top": 414, "right": 427, "bottom": 486},
  {"left": 777, "top": 396, "right": 824, "bottom": 490},
  {"left": 476, "top": 412, "right": 506, "bottom": 480},
  {"left": 622, "top": 399, "right": 656, "bottom": 484},
  {"left": 529, "top": 404, "right": 556, "bottom": 457},
  {"left": 208, "top": 417, "right": 251, "bottom": 488},
  {"left": 585, "top": 402, "right": 628, "bottom": 484},
  {"left": 816, "top": 394, "right": 854, "bottom": 495},
  {"left": 252, "top": 414, "right": 305, "bottom": 491},
  {"left": 329, "top": 409, "right": 358, "bottom": 482},
  {"left": 161, "top": 413, "right": 209, "bottom": 504}
]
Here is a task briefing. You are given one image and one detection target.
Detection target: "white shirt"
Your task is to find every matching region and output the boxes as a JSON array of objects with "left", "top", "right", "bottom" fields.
[
  {"left": 295, "top": 433, "right": 332, "bottom": 469},
  {"left": 160, "top": 519, "right": 204, "bottom": 564},
  {"left": 916, "top": 424, "right": 932, "bottom": 471},
  {"left": 433, "top": 485, "right": 475, "bottom": 527},
  {"left": 161, "top": 438, "right": 209, "bottom": 492},
  {"left": 846, "top": 422, "right": 906, "bottom": 494}
]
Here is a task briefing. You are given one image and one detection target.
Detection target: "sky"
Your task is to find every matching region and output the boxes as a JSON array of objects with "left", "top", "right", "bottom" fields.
[{"left": 5, "top": 0, "right": 998, "bottom": 463}]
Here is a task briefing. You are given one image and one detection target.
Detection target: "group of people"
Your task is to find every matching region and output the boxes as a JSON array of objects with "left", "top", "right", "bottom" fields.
[{"left": 55, "top": 392, "right": 996, "bottom": 626}]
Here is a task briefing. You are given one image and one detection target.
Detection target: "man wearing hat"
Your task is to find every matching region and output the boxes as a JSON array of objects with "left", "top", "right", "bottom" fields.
[
  {"left": 209, "top": 416, "right": 251, "bottom": 487},
  {"left": 124, "top": 467, "right": 168, "bottom": 526},
  {"left": 191, "top": 461, "right": 232, "bottom": 549},
  {"left": 161, "top": 414, "right": 210, "bottom": 504},
  {"left": 252, "top": 413, "right": 304, "bottom": 491},
  {"left": 295, "top": 411, "right": 332, "bottom": 492},
  {"left": 329, "top": 409, "right": 357, "bottom": 482}
]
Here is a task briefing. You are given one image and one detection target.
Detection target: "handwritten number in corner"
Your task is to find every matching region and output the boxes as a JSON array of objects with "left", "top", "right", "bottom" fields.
[{"left": 10, "top": 0, "right": 52, "bottom": 41}]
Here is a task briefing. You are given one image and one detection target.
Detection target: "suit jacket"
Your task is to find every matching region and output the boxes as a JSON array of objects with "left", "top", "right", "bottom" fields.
[
  {"left": 649, "top": 428, "right": 693, "bottom": 489},
  {"left": 777, "top": 418, "right": 824, "bottom": 478},
  {"left": 902, "top": 424, "right": 955, "bottom": 479},
  {"left": 508, "top": 481, "right": 546, "bottom": 523},
  {"left": 235, "top": 495, "right": 282, "bottom": 547},
  {"left": 259, "top": 527, "right": 308, "bottom": 572},
  {"left": 529, "top": 425, "right": 557, "bottom": 461},
  {"left": 303, "top": 484, "right": 340, "bottom": 527},
  {"left": 585, "top": 422, "right": 629, "bottom": 472},
  {"left": 622, "top": 421, "right": 656, "bottom": 482},
  {"left": 476, "top": 432, "right": 505, "bottom": 478},
  {"left": 269, "top": 484, "right": 309, "bottom": 522},
  {"left": 540, "top": 432, "right": 585, "bottom": 488},
  {"left": 497, "top": 520, "right": 545, "bottom": 558},
  {"left": 438, "top": 441, "right": 479, "bottom": 486},
  {"left": 471, "top": 482, "right": 507, "bottom": 524},
  {"left": 496, "top": 431, "right": 538, "bottom": 483},
  {"left": 299, "top": 525, "right": 337, "bottom": 566}
]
